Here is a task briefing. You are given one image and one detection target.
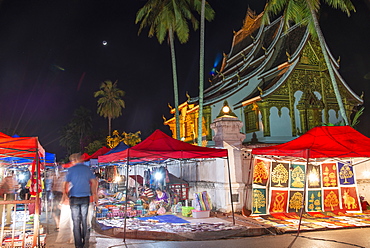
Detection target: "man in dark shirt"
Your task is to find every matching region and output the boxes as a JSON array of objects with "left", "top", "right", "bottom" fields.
[{"left": 64, "top": 153, "right": 97, "bottom": 248}]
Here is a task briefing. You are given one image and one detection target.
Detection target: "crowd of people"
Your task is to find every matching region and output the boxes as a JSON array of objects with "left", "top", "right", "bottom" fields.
[{"left": 0, "top": 153, "right": 97, "bottom": 248}]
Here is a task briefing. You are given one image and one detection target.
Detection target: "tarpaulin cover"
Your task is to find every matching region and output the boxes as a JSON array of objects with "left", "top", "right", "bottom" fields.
[
  {"left": 98, "top": 129, "right": 228, "bottom": 163},
  {"left": 0, "top": 132, "right": 45, "bottom": 161},
  {"left": 252, "top": 126, "right": 370, "bottom": 158}
]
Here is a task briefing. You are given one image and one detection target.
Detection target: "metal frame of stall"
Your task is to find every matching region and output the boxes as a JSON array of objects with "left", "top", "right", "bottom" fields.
[{"left": 0, "top": 155, "right": 43, "bottom": 248}]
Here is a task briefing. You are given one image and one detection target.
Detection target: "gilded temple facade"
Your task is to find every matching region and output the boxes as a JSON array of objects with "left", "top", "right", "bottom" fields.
[{"left": 164, "top": 9, "right": 363, "bottom": 145}]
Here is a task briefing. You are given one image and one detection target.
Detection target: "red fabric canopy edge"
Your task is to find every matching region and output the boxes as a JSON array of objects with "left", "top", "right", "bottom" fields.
[
  {"left": 252, "top": 126, "right": 370, "bottom": 158},
  {"left": 98, "top": 129, "right": 228, "bottom": 163},
  {"left": 0, "top": 134, "right": 45, "bottom": 160}
]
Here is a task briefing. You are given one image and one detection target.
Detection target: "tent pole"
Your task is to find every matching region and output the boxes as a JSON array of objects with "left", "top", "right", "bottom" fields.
[
  {"left": 288, "top": 149, "right": 310, "bottom": 248},
  {"left": 32, "top": 150, "right": 40, "bottom": 248},
  {"left": 226, "top": 157, "right": 235, "bottom": 225},
  {"left": 123, "top": 149, "right": 130, "bottom": 243}
]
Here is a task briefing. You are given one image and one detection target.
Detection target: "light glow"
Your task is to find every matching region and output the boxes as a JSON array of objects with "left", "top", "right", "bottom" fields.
[
  {"left": 222, "top": 105, "right": 230, "bottom": 114},
  {"left": 155, "top": 172, "right": 163, "bottom": 181},
  {"left": 18, "top": 174, "right": 26, "bottom": 180},
  {"left": 308, "top": 172, "right": 319, "bottom": 183}
]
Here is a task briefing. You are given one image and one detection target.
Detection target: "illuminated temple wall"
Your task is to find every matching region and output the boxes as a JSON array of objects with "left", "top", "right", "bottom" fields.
[{"left": 251, "top": 158, "right": 362, "bottom": 215}]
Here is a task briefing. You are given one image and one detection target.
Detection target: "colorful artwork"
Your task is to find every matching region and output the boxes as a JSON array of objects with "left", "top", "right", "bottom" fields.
[
  {"left": 269, "top": 190, "right": 288, "bottom": 213},
  {"left": 252, "top": 188, "right": 267, "bottom": 214},
  {"left": 307, "top": 164, "right": 321, "bottom": 188},
  {"left": 322, "top": 163, "right": 338, "bottom": 187},
  {"left": 324, "top": 189, "right": 340, "bottom": 212},
  {"left": 271, "top": 162, "right": 289, "bottom": 188},
  {"left": 341, "top": 187, "right": 360, "bottom": 211},
  {"left": 290, "top": 164, "right": 305, "bottom": 188},
  {"left": 338, "top": 162, "right": 355, "bottom": 185},
  {"left": 288, "top": 190, "right": 304, "bottom": 212},
  {"left": 307, "top": 190, "right": 322, "bottom": 212},
  {"left": 251, "top": 159, "right": 361, "bottom": 215},
  {"left": 253, "top": 159, "right": 270, "bottom": 186}
]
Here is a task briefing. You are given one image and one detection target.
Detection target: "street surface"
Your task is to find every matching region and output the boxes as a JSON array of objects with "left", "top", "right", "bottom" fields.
[{"left": 90, "top": 227, "right": 369, "bottom": 248}]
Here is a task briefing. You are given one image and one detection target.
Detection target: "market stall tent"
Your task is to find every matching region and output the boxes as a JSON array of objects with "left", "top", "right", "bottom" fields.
[
  {"left": 98, "top": 129, "right": 230, "bottom": 241},
  {"left": 0, "top": 133, "right": 45, "bottom": 161},
  {"left": 0, "top": 132, "right": 45, "bottom": 247},
  {"left": 251, "top": 126, "right": 370, "bottom": 242},
  {"left": 252, "top": 126, "right": 370, "bottom": 158},
  {"left": 81, "top": 146, "right": 111, "bottom": 161},
  {"left": 98, "top": 129, "right": 228, "bottom": 163},
  {"left": 104, "top": 142, "right": 129, "bottom": 155}
]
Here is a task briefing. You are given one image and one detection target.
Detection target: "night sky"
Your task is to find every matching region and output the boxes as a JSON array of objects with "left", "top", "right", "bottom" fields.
[{"left": 0, "top": 0, "right": 369, "bottom": 160}]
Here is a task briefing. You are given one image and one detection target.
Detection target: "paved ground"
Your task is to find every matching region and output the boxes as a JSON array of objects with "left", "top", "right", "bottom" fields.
[{"left": 44, "top": 212, "right": 273, "bottom": 247}]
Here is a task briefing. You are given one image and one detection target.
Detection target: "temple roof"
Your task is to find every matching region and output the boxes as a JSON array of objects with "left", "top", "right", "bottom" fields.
[{"left": 189, "top": 8, "right": 363, "bottom": 108}]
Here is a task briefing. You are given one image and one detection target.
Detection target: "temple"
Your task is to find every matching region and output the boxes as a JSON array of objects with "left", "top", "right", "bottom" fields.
[{"left": 164, "top": 8, "right": 363, "bottom": 145}]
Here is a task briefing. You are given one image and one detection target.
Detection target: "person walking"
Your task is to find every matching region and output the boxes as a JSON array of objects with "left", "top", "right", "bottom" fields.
[
  {"left": 52, "top": 168, "right": 66, "bottom": 230},
  {"left": 64, "top": 153, "right": 97, "bottom": 248}
]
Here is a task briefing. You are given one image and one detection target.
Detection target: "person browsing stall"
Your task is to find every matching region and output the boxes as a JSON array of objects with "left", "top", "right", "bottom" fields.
[{"left": 0, "top": 170, "right": 19, "bottom": 226}]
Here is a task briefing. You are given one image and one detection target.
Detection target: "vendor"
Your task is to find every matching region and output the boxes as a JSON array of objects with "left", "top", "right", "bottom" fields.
[
  {"left": 140, "top": 184, "right": 155, "bottom": 203},
  {"left": 155, "top": 188, "right": 168, "bottom": 203}
]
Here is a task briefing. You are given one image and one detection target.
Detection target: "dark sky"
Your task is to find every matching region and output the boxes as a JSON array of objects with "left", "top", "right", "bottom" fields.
[{"left": 0, "top": 0, "right": 369, "bottom": 160}]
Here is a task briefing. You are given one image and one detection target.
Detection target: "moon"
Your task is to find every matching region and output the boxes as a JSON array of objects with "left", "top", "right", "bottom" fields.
[{"left": 102, "top": 40, "right": 107, "bottom": 46}]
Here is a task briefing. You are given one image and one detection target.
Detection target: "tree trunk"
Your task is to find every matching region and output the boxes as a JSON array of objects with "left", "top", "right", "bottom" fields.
[
  {"left": 197, "top": 0, "right": 206, "bottom": 146},
  {"left": 307, "top": 1, "right": 349, "bottom": 125},
  {"left": 169, "top": 29, "right": 181, "bottom": 140},
  {"left": 108, "top": 117, "right": 112, "bottom": 136}
]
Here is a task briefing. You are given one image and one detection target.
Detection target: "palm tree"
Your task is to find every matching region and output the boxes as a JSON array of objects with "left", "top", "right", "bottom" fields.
[
  {"left": 136, "top": 0, "right": 214, "bottom": 140},
  {"left": 197, "top": 0, "right": 206, "bottom": 146},
  {"left": 262, "top": 0, "right": 355, "bottom": 125},
  {"left": 94, "top": 80, "right": 125, "bottom": 135},
  {"left": 72, "top": 106, "right": 93, "bottom": 151}
]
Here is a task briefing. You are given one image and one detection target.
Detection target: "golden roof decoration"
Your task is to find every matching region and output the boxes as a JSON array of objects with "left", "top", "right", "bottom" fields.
[{"left": 234, "top": 8, "right": 264, "bottom": 45}]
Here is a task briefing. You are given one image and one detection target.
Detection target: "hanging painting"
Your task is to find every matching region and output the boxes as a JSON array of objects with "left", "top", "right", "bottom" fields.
[
  {"left": 288, "top": 190, "right": 304, "bottom": 213},
  {"left": 338, "top": 162, "right": 355, "bottom": 185},
  {"left": 322, "top": 163, "right": 338, "bottom": 187},
  {"left": 323, "top": 189, "right": 340, "bottom": 212},
  {"left": 269, "top": 190, "right": 288, "bottom": 214},
  {"left": 253, "top": 159, "right": 270, "bottom": 186},
  {"left": 252, "top": 188, "right": 267, "bottom": 214},
  {"left": 270, "top": 162, "right": 289, "bottom": 188},
  {"left": 307, "top": 164, "right": 321, "bottom": 188},
  {"left": 307, "top": 190, "right": 322, "bottom": 212},
  {"left": 290, "top": 164, "right": 305, "bottom": 188},
  {"left": 340, "top": 187, "right": 360, "bottom": 211}
]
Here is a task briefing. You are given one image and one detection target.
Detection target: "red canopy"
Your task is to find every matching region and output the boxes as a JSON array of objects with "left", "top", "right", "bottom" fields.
[
  {"left": 252, "top": 126, "right": 370, "bottom": 158},
  {"left": 81, "top": 146, "right": 111, "bottom": 161},
  {"left": 0, "top": 133, "right": 45, "bottom": 161},
  {"left": 98, "top": 129, "right": 228, "bottom": 163}
]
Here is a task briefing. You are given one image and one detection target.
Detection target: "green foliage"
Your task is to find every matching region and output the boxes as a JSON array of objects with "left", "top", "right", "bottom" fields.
[
  {"left": 262, "top": 0, "right": 355, "bottom": 37},
  {"left": 59, "top": 106, "right": 93, "bottom": 157},
  {"left": 85, "top": 140, "right": 106, "bottom": 155},
  {"left": 136, "top": 0, "right": 214, "bottom": 44},
  {"left": 122, "top": 131, "right": 142, "bottom": 147},
  {"left": 322, "top": 107, "right": 364, "bottom": 128},
  {"left": 351, "top": 106, "right": 364, "bottom": 128},
  {"left": 94, "top": 80, "right": 125, "bottom": 135}
]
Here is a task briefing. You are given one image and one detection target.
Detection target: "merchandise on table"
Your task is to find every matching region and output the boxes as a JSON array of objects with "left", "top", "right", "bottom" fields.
[{"left": 95, "top": 197, "right": 147, "bottom": 219}]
